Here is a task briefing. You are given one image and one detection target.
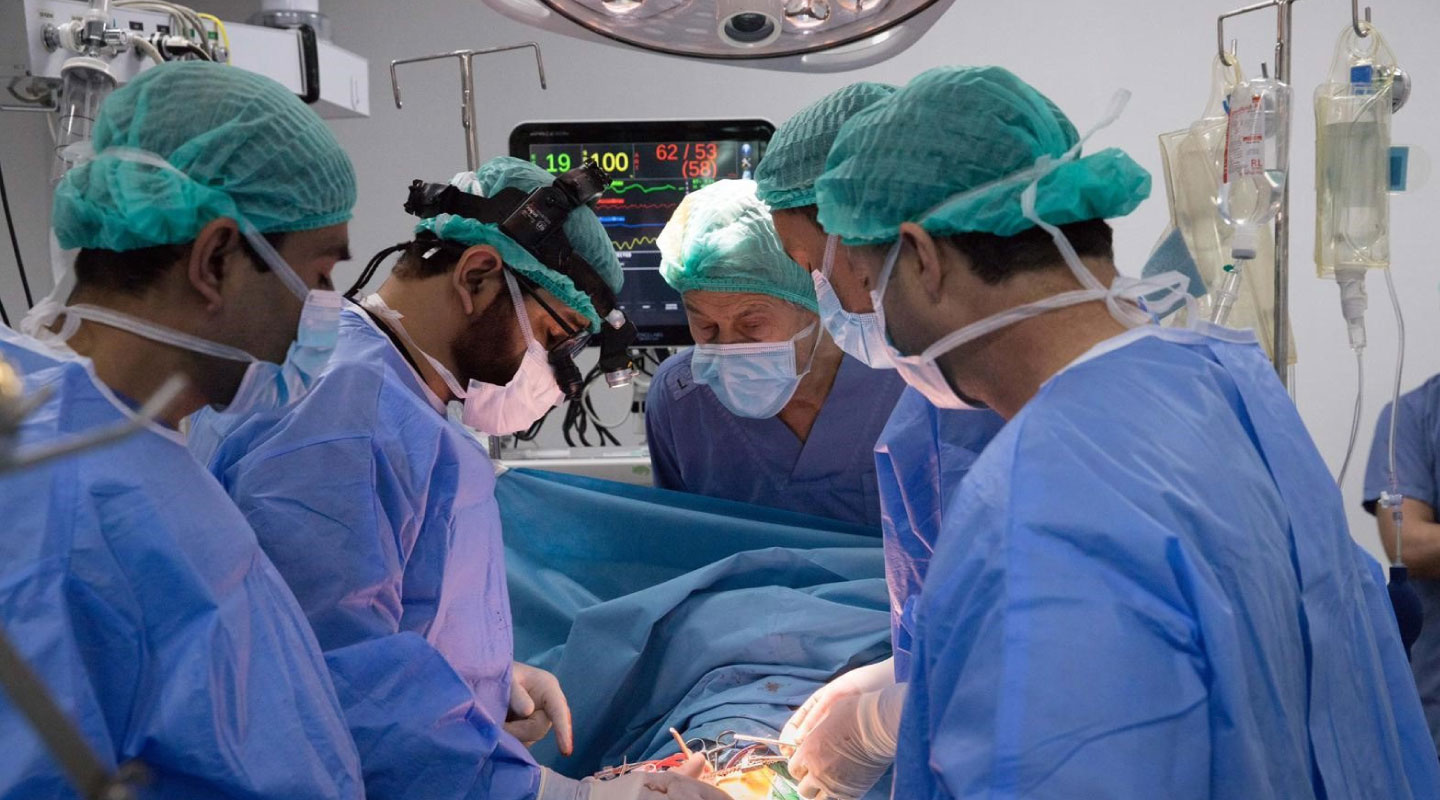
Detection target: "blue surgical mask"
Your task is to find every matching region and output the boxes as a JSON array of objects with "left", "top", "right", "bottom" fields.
[
  {"left": 813, "top": 234, "right": 894, "bottom": 369},
  {"left": 1140, "top": 227, "right": 1207, "bottom": 310},
  {"left": 187, "top": 290, "right": 342, "bottom": 464},
  {"left": 691, "top": 321, "right": 820, "bottom": 419},
  {"left": 19, "top": 145, "right": 343, "bottom": 458}
]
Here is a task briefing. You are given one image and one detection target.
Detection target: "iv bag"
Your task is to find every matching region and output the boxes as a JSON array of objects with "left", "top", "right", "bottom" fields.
[
  {"left": 1315, "top": 23, "right": 1397, "bottom": 277},
  {"left": 1152, "top": 55, "right": 1295, "bottom": 363},
  {"left": 1220, "top": 76, "right": 1290, "bottom": 238}
]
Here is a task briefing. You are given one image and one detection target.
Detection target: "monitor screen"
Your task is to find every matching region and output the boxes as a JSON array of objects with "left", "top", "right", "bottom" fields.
[{"left": 510, "top": 119, "right": 775, "bottom": 347}]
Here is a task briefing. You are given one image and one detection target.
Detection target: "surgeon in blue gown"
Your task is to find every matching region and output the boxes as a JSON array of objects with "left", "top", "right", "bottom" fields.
[
  {"left": 1365, "top": 373, "right": 1440, "bottom": 753},
  {"left": 756, "top": 84, "right": 1007, "bottom": 697},
  {"left": 645, "top": 179, "right": 905, "bottom": 527},
  {"left": 0, "top": 63, "right": 363, "bottom": 797},
  {"left": 196, "top": 158, "right": 726, "bottom": 800},
  {"left": 788, "top": 64, "right": 1440, "bottom": 799}
]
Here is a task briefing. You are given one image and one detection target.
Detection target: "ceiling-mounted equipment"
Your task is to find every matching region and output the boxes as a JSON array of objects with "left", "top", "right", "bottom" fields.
[
  {"left": 479, "top": 0, "right": 955, "bottom": 72},
  {"left": 2, "top": 0, "right": 370, "bottom": 120},
  {"left": 249, "top": 0, "right": 332, "bottom": 41}
]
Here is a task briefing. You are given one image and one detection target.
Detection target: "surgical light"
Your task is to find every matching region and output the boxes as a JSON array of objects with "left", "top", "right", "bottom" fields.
[{"left": 479, "top": 0, "right": 953, "bottom": 71}]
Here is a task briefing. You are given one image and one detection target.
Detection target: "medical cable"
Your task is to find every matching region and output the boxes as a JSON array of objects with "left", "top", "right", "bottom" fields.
[
  {"left": 114, "top": 1, "right": 208, "bottom": 43},
  {"left": 195, "top": 13, "right": 231, "bottom": 56},
  {"left": 509, "top": 407, "right": 553, "bottom": 443},
  {"left": 633, "top": 349, "right": 660, "bottom": 377},
  {"left": 0, "top": 155, "right": 33, "bottom": 324},
  {"left": 346, "top": 243, "right": 409, "bottom": 300},
  {"left": 564, "top": 362, "right": 622, "bottom": 447},
  {"left": 564, "top": 370, "right": 621, "bottom": 447},
  {"left": 583, "top": 378, "right": 633, "bottom": 430},
  {"left": 128, "top": 34, "right": 164, "bottom": 65},
  {"left": 155, "top": 39, "right": 210, "bottom": 61},
  {"left": 580, "top": 350, "right": 642, "bottom": 431},
  {"left": 563, "top": 399, "right": 594, "bottom": 447}
]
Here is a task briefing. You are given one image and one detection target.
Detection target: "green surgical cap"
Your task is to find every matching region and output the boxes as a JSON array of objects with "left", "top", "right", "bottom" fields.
[
  {"left": 815, "top": 65, "right": 1151, "bottom": 245},
  {"left": 415, "top": 156, "right": 622, "bottom": 331},
  {"left": 657, "top": 179, "right": 817, "bottom": 313},
  {"left": 754, "top": 82, "right": 897, "bottom": 211},
  {"left": 53, "top": 61, "right": 355, "bottom": 251}
]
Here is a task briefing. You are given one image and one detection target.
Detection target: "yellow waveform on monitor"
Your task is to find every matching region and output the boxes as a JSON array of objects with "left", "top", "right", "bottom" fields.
[{"left": 612, "top": 235, "right": 659, "bottom": 250}]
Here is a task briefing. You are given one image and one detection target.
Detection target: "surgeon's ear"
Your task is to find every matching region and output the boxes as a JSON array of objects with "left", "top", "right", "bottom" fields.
[
  {"left": 900, "top": 222, "right": 945, "bottom": 303},
  {"left": 454, "top": 245, "right": 504, "bottom": 317},
  {"left": 187, "top": 218, "right": 243, "bottom": 313}
]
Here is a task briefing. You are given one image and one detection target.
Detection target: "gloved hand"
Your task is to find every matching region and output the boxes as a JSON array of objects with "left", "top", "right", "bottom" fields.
[
  {"left": 507, "top": 662, "right": 573, "bottom": 756},
  {"left": 537, "top": 755, "right": 733, "bottom": 800},
  {"left": 780, "top": 657, "right": 895, "bottom": 748},
  {"left": 788, "top": 682, "right": 906, "bottom": 800}
]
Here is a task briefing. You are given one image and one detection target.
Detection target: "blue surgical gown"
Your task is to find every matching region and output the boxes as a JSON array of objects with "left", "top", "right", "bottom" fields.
[
  {"left": 896, "top": 324, "right": 1440, "bottom": 799},
  {"left": 873, "top": 388, "right": 1004, "bottom": 678},
  {"left": 0, "top": 329, "right": 364, "bottom": 799},
  {"left": 1365, "top": 373, "right": 1440, "bottom": 752},
  {"left": 646, "top": 349, "right": 905, "bottom": 527},
  {"left": 202, "top": 307, "right": 538, "bottom": 800}
]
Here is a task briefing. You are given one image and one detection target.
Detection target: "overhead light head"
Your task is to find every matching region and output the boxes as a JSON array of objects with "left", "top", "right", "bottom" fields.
[
  {"left": 783, "top": 0, "right": 831, "bottom": 30},
  {"left": 600, "top": 0, "right": 645, "bottom": 14},
  {"left": 715, "top": 0, "right": 783, "bottom": 48},
  {"left": 481, "top": 0, "right": 954, "bottom": 71}
]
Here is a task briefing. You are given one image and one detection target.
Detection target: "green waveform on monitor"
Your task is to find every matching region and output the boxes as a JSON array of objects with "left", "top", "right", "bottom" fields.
[
  {"left": 612, "top": 235, "right": 659, "bottom": 250},
  {"left": 609, "top": 181, "right": 688, "bottom": 195}
]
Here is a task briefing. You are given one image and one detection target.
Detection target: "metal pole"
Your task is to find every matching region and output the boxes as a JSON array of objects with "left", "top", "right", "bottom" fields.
[
  {"left": 1271, "top": 0, "right": 1296, "bottom": 386},
  {"left": 389, "top": 43, "right": 547, "bottom": 175},
  {"left": 459, "top": 55, "right": 479, "bottom": 172},
  {"left": 1216, "top": 0, "right": 1300, "bottom": 387}
]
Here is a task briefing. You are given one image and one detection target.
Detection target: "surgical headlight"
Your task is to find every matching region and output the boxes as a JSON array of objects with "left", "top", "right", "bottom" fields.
[{"left": 403, "top": 162, "right": 639, "bottom": 398}]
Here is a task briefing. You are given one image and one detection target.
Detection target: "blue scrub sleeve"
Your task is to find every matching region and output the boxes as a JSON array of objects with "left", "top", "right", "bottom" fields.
[
  {"left": 222, "top": 431, "right": 413, "bottom": 649},
  {"left": 900, "top": 498, "right": 1210, "bottom": 799},
  {"left": 644, "top": 376, "right": 687, "bottom": 492},
  {"left": 220, "top": 433, "right": 540, "bottom": 799},
  {"left": 0, "top": 538, "right": 365, "bottom": 799},
  {"left": 1356, "top": 549, "right": 1440, "bottom": 791},
  {"left": 1364, "top": 397, "right": 1435, "bottom": 511},
  {"left": 326, "top": 634, "right": 540, "bottom": 800}
]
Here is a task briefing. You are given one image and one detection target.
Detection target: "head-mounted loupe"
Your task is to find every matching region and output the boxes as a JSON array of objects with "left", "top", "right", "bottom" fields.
[{"left": 403, "top": 161, "right": 638, "bottom": 400}]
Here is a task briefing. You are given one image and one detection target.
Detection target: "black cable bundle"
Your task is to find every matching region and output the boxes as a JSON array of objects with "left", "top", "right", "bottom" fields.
[
  {"left": 346, "top": 243, "right": 410, "bottom": 300},
  {"left": 560, "top": 361, "right": 620, "bottom": 448},
  {"left": 0, "top": 155, "right": 36, "bottom": 326}
]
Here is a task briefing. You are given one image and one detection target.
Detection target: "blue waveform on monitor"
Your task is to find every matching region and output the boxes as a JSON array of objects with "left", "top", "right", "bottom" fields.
[{"left": 600, "top": 219, "right": 668, "bottom": 229}]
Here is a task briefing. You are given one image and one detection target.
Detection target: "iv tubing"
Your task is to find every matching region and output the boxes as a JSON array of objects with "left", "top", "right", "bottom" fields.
[
  {"left": 1339, "top": 349, "right": 1364, "bottom": 485},
  {"left": 1384, "top": 265, "right": 1405, "bottom": 564}
]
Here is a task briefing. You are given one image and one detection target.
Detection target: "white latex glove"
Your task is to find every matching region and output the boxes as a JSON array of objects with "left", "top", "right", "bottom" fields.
[
  {"left": 537, "top": 756, "right": 733, "bottom": 800},
  {"left": 780, "top": 658, "right": 896, "bottom": 748},
  {"left": 507, "top": 663, "right": 574, "bottom": 756},
  {"left": 788, "top": 682, "right": 906, "bottom": 800}
]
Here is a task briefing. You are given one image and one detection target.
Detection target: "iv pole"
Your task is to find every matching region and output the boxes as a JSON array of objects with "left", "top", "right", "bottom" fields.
[
  {"left": 1217, "top": 0, "right": 1301, "bottom": 389},
  {"left": 390, "top": 43, "right": 547, "bottom": 171}
]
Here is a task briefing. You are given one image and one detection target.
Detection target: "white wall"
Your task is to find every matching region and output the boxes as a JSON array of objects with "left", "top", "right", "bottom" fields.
[{"left": 2, "top": 0, "right": 1439, "bottom": 559}]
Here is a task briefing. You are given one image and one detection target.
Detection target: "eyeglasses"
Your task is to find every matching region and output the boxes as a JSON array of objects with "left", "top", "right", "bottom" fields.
[
  {"left": 510, "top": 269, "right": 590, "bottom": 400},
  {"left": 510, "top": 269, "right": 591, "bottom": 353}
]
